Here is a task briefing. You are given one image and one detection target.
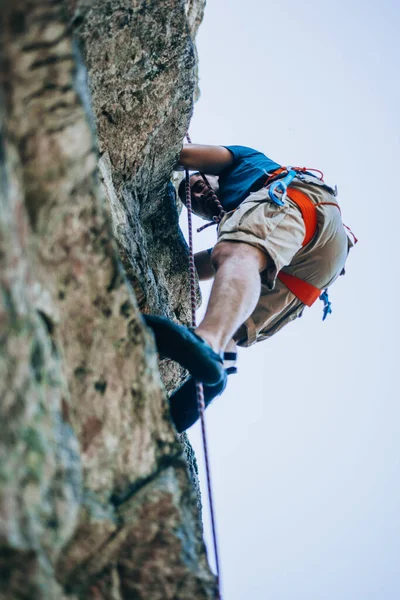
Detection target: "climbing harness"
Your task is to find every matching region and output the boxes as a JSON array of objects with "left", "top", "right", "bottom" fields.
[
  {"left": 185, "top": 134, "right": 222, "bottom": 598},
  {"left": 264, "top": 165, "right": 341, "bottom": 319}
]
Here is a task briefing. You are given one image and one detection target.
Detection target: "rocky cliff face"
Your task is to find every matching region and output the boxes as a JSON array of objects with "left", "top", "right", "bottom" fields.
[{"left": 0, "top": 1, "right": 217, "bottom": 598}]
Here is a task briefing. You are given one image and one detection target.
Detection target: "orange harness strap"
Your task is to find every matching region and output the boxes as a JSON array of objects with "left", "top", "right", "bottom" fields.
[
  {"left": 277, "top": 271, "right": 321, "bottom": 306},
  {"left": 276, "top": 185, "right": 321, "bottom": 306},
  {"left": 287, "top": 187, "right": 318, "bottom": 247}
]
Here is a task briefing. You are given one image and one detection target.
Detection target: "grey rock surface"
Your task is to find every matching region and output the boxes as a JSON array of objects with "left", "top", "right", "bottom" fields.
[
  {"left": 0, "top": 0, "right": 216, "bottom": 598},
  {"left": 73, "top": 0, "right": 204, "bottom": 392}
]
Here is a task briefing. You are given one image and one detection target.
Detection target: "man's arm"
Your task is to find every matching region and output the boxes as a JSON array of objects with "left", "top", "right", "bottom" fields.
[
  {"left": 176, "top": 144, "right": 234, "bottom": 174},
  {"left": 194, "top": 250, "right": 215, "bottom": 281}
]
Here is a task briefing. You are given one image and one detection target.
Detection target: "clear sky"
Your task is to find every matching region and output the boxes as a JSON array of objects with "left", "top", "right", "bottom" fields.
[{"left": 179, "top": 1, "right": 400, "bottom": 598}]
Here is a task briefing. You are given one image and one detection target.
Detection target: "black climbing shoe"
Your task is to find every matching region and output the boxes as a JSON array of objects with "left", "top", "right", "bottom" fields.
[
  {"left": 143, "top": 314, "right": 226, "bottom": 386},
  {"left": 169, "top": 367, "right": 237, "bottom": 433}
]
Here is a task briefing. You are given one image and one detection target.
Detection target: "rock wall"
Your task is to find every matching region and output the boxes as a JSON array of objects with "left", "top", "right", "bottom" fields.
[{"left": 0, "top": 1, "right": 217, "bottom": 598}]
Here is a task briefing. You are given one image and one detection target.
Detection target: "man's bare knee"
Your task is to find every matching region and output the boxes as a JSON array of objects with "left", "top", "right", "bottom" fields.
[{"left": 211, "top": 241, "right": 269, "bottom": 272}]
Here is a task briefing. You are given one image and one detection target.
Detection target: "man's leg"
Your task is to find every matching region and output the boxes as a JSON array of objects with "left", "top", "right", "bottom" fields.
[{"left": 195, "top": 241, "right": 269, "bottom": 353}]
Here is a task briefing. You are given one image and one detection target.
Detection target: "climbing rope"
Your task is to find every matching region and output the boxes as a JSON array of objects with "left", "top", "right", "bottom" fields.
[
  {"left": 185, "top": 133, "right": 226, "bottom": 233},
  {"left": 185, "top": 136, "right": 222, "bottom": 597}
]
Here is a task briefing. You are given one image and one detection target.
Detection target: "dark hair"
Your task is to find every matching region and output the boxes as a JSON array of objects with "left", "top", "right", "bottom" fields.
[{"left": 177, "top": 172, "right": 200, "bottom": 203}]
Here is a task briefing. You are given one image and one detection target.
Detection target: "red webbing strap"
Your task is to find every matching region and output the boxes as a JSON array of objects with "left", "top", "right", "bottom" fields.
[
  {"left": 286, "top": 187, "right": 318, "bottom": 247},
  {"left": 277, "top": 271, "right": 321, "bottom": 306},
  {"left": 277, "top": 186, "right": 321, "bottom": 305}
]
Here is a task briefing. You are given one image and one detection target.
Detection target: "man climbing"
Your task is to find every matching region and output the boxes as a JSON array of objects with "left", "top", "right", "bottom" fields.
[{"left": 144, "top": 144, "right": 355, "bottom": 432}]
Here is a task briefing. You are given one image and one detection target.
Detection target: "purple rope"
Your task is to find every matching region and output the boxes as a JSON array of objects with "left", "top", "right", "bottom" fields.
[
  {"left": 185, "top": 169, "right": 198, "bottom": 325},
  {"left": 184, "top": 133, "right": 225, "bottom": 233},
  {"left": 199, "top": 173, "right": 226, "bottom": 218},
  {"left": 184, "top": 137, "right": 222, "bottom": 597}
]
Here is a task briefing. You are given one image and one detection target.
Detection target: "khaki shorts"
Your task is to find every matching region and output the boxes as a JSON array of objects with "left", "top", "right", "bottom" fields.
[{"left": 216, "top": 177, "right": 350, "bottom": 346}]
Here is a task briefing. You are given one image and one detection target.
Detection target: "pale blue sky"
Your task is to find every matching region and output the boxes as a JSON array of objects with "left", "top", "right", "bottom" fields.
[{"left": 180, "top": 1, "right": 400, "bottom": 598}]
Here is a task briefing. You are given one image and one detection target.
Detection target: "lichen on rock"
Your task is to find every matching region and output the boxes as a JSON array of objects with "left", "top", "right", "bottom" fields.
[{"left": 0, "top": 0, "right": 216, "bottom": 598}]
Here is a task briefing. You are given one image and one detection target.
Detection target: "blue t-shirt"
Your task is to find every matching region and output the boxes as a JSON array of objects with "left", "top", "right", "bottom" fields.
[{"left": 218, "top": 146, "right": 281, "bottom": 211}]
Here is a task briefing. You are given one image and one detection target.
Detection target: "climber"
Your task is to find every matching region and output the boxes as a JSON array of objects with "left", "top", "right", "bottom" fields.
[{"left": 144, "top": 144, "right": 356, "bottom": 432}]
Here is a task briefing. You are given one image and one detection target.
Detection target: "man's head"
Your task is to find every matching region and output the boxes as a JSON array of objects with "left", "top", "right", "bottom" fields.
[{"left": 178, "top": 173, "right": 220, "bottom": 221}]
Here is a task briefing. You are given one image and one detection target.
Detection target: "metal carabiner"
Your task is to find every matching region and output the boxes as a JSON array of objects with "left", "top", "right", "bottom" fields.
[{"left": 268, "top": 169, "right": 297, "bottom": 206}]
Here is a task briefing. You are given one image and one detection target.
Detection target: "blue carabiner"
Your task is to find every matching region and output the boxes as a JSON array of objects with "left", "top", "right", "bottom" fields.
[
  {"left": 319, "top": 288, "right": 332, "bottom": 321},
  {"left": 268, "top": 169, "right": 297, "bottom": 206}
]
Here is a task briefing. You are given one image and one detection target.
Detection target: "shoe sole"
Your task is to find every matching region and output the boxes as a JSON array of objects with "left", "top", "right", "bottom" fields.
[{"left": 143, "top": 314, "right": 226, "bottom": 386}]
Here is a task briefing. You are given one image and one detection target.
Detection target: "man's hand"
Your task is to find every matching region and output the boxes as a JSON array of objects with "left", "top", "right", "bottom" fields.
[{"left": 176, "top": 144, "right": 234, "bottom": 174}]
